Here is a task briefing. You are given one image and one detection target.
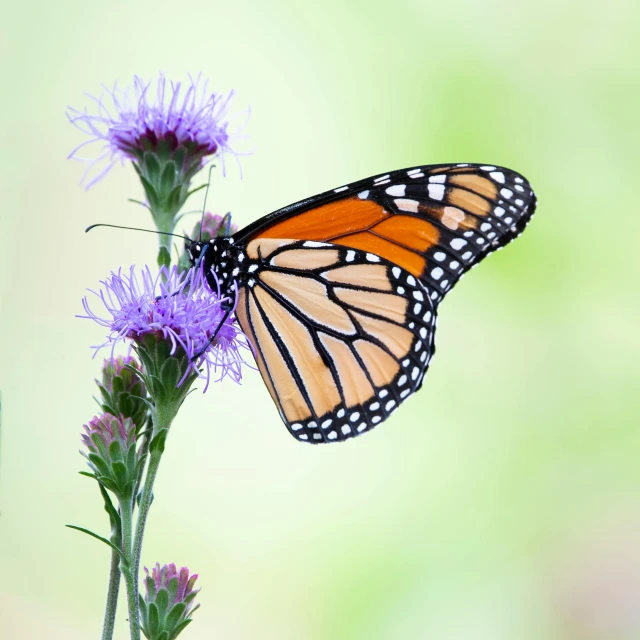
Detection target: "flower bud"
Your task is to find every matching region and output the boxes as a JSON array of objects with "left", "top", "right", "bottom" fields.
[
  {"left": 98, "top": 356, "right": 148, "bottom": 433},
  {"left": 81, "top": 413, "right": 140, "bottom": 499},
  {"left": 193, "top": 212, "right": 238, "bottom": 241},
  {"left": 140, "top": 563, "right": 200, "bottom": 640}
]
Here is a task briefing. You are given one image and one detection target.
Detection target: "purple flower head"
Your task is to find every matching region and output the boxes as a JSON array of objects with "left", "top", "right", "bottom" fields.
[
  {"left": 80, "top": 263, "right": 249, "bottom": 390},
  {"left": 82, "top": 413, "right": 136, "bottom": 454},
  {"left": 67, "top": 73, "right": 248, "bottom": 188}
]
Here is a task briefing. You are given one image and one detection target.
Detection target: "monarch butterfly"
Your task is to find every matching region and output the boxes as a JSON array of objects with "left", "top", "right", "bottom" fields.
[{"left": 188, "top": 163, "right": 536, "bottom": 443}]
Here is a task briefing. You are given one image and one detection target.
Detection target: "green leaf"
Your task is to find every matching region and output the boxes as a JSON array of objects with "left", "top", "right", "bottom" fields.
[
  {"left": 140, "top": 176, "right": 160, "bottom": 210},
  {"left": 78, "top": 471, "right": 97, "bottom": 480},
  {"left": 157, "top": 246, "right": 171, "bottom": 269},
  {"left": 98, "top": 483, "right": 121, "bottom": 535},
  {"left": 128, "top": 198, "right": 150, "bottom": 209},
  {"left": 186, "top": 183, "right": 207, "bottom": 198},
  {"left": 155, "top": 588, "right": 170, "bottom": 621},
  {"left": 150, "top": 429, "right": 168, "bottom": 454},
  {"left": 159, "top": 357, "right": 180, "bottom": 391},
  {"left": 160, "top": 161, "right": 177, "bottom": 197},
  {"left": 111, "top": 460, "right": 129, "bottom": 489},
  {"left": 143, "top": 151, "right": 162, "bottom": 182},
  {"left": 108, "top": 440, "right": 124, "bottom": 463},
  {"left": 65, "top": 525, "right": 127, "bottom": 564},
  {"left": 88, "top": 453, "right": 112, "bottom": 478},
  {"left": 148, "top": 602, "right": 160, "bottom": 637},
  {"left": 167, "top": 184, "right": 183, "bottom": 214},
  {"left": 168, "top": 618, "right": 192, "bottom": 640},
  {"left": 173, "top": 146, "right": 187, "bottom": 169},
  {"left": 165, "top": 602, "right": 186, "bottom": 630}
]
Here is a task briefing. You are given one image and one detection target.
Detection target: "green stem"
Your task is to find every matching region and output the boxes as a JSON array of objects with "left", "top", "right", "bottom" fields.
[
  {"left": 120, "top": 499, "right": 140, "bottom": 640},
  {"left": 101, "top": 545, "right": 121, "bottom": 640},
  {"left": 131, "top": 449, "right": 163, "bottom": 607}
]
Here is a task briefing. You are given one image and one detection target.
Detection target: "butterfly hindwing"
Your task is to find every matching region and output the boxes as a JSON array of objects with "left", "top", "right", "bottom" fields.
[{"left": 232, "top": 240, "right": 436, "bottom": 443}]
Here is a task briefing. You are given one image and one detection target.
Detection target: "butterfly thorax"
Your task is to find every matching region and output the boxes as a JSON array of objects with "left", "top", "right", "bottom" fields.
[{"left": 188, "top": 236, "right": 250, "bottom": 298}]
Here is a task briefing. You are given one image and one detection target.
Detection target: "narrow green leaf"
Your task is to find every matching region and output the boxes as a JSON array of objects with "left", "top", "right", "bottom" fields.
[
  {"left": 150, "top": 429, "right": 168, "bottom": 454},
  {"left": 66, "top": 525, "right": 127, "bottom": 564},
  {"left": 186, "top": 183, "right": 207, "bottom": 198},
  {"left": 155, "top": 588, "right": 170, "bottom": 621},
  {"left": 143, "top": 152, "right": 161, "bottom": 181},
  {"left": 168, "top": 618, "right": 192, "bottom": 640},
  {"left": 148, "top": 602, "right": 160, "bottom": 637},
  {"left": 157, "top": 246, "right": 171, "bottom": 269},
  {"left": 128, "top": 198, "right": 150, "bottom": 209},
  {"left": 140, "top": 176, "right": 160, "bottom": 210},
  {"left": 165, "top": 602, "right": 186, "bottom": 629},
  {"left": 98, "top": 483, "right": 121, "bottom": 534},
  {"left": 160, "top": 161, "right": 177, "bottom": 197}
]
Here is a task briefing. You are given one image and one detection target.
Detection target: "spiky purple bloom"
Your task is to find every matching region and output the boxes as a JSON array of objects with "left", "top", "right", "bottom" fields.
[
  {"left": 67, "top": 74, "right": 246, "bottom": 188},
  {"left": 80, "top": 264, "right": 248, "bottom": 390},
  {"left": 140, "top": 564, "right": 200, "bottom": 640}
]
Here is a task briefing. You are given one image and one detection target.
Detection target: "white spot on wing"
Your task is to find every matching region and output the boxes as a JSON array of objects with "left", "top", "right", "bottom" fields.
[
  {"left": 304, "top": 241, "right": 332, "bottom": 248},
  {"left": 395, "top": 198, "right": 419, "bottom": 212},
  {"left": 489, "top": 171, "right": 505, "bottom": 184},
  {"left": 429, "top": 175, "right": 446, "bottom": 184},
  {"left": 386, "top": 184, "right": 406, "bottom": 197},
  {"left": 450, "top": 238, "right": 467, "bottom": 250},
  {"left": 358, "top": 190, "right": 369, "bottom": 199},
  {"left": 428, "top": 184, "right": 445, "bottom": 200},
  {"left": 334, "top": 186, "right": 348, "bottom": 193}
]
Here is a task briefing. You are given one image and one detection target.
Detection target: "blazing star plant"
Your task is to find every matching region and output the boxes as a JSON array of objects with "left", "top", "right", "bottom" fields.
[
  {"left": 67, "top": 73, "right": 248, "bottom": 264},
  {"left": 67, "top": 73, "right": 250, "bottom": 640}
]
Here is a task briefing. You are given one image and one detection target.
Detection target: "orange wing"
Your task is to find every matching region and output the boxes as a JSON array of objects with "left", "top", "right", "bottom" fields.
[{"left": 237, "top": 163, "right": 536, "bottom": 306}]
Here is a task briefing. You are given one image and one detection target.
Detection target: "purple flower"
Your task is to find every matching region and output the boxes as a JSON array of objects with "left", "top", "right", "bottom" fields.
[
  {"left": 80, "top": 264, "right": 249, "bottom": 390},
  {"left": 141, "top": 564, "right": 200, "bottom": 639},
  {"left": 67, "top": 73, "right": 248, "bottom": 189}
]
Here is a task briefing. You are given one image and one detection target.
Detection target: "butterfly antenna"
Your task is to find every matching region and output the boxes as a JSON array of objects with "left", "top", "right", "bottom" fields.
[
  {"left": 85, "top": 223, "right": 191, "bottom": 242},
  {"left": 198, "top": 164, "right": 217, "bottom": 241}
]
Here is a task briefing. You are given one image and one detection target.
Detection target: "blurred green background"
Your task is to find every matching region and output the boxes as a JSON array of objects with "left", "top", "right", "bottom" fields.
[{"left": 1, "top": 0, "right": 639, "bottom": 638}]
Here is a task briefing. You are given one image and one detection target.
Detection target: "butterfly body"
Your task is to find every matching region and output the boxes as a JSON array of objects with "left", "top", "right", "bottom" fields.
[{"left": 189, "top": 163, "right": 536, "bottom": 443}]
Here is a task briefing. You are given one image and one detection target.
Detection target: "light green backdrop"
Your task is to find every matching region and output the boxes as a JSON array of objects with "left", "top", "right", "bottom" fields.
[{"left": 1, "top": 1, "right": 639, "bottom": 638}]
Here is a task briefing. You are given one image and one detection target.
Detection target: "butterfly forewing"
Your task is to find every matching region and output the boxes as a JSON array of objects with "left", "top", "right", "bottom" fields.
[
  {"left": 233, "top": 241, "right": 435, "bottom": 442},
  {"left": 236, "top": 163, "right": 536, "bottom": 307}
]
